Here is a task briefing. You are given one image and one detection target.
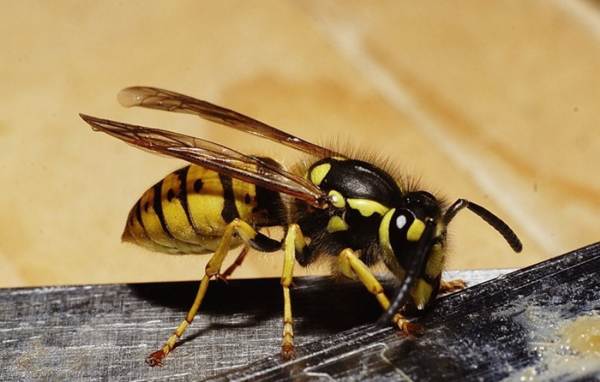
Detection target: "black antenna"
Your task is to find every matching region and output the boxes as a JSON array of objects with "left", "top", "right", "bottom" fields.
[{"left": 443, "top": 199, "right": 523, "bottom": 253}]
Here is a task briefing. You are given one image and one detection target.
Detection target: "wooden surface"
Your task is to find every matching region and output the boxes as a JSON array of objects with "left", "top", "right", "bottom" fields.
[
  {"left": 0, "top": 269, "right": 509, "bottom": 381},
  {"left": 1, "top": 242, "right": 598, "bottom": 381},
  {"left": 1, "top": 1, "right": 600, "bottom": 287},
  {"left": 210, "top": 242, "right": 600, "bottom": 382}
]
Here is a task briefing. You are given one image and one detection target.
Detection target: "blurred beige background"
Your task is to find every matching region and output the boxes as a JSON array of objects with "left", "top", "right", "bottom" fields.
[{"left": 1, "top": 1, "right": 599, "bottom": 287}]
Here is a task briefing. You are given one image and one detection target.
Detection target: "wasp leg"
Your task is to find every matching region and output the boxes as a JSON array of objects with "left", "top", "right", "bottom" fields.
[
  {"left": 338, "top": 248, "right": 422, "bottom": 335},
  {"left": 439, "top": 278, "right": 466, "bottom": 294},
  {"left": 280, "top": 224, "right": 306, "bottom": 360},
  {"left": 217, "top": 244, "right": 250, "bottom": 282},
  {"left": 146, "top": 219, "right": 279, "bottom": 367}
]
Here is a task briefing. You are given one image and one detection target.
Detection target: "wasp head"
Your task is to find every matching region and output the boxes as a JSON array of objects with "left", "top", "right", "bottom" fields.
[{"left": 379, "top": 191, "right": 443, "bottom": 280}]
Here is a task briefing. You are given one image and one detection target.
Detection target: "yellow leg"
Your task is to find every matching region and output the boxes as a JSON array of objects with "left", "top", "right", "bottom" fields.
[
  {"left": 280, "top": 224, "right": 305, "bottom": 360},
  {"left": 338, "top": 248, "right": 422, "bottom": 335},
  {"left": 439, "top": 278, "right": 466, "bottom": 294},
  {"left": 146, "top": 219, "right": 259, "bottom": 367}
]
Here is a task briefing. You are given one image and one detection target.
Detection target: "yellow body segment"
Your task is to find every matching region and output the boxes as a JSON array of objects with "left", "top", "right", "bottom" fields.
[
  {"left": 326, "top": 216, "right": 349, "bottom": 233},
  {"left": 309, "top": 163, "right": 331, "bottom": 186},
  {"left": 138, "top": 187, "right": 174, "bottom": 248},
  {"left": 378, "top": 208, "right": 395, "bottom": 254},
  {"left": 185, "top": 166, "right": 227, "bottom": 236},
  {"left": 160, "top": 171, "right": 199, "bottom": 244},
  {"left": 328, "top": 190, "right": 346, "bottom": 208},
  {"left": 123, "top": 207, "right": 157, "bottom": 249},
  {"left": 346, "top": 198, "right": 389, "bottom": 217},
  {"left": 232, "top": 177, "right": 257, "bottom": 220},
  {"left": 122, "top": 165, "right": 259, "bottom": 254}
]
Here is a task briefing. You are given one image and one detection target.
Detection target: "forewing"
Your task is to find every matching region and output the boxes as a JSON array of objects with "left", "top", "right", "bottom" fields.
[
  {"left": 80, "top": 114, "right": 328, "bottom": 208},
  {"left": 117, "top": 86, "right": 338, "bottom": 158}
]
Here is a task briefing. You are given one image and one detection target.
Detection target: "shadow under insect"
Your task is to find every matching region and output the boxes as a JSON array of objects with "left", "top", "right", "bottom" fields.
[{"left": 129, "top": 276, "right": 397, "bottom": 335}]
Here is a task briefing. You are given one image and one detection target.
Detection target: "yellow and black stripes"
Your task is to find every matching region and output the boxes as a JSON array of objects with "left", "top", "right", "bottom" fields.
[
  {"left": 152, "top": 180, "right": 174, "bottom": 240},
  {"left": 218, "top": 174, "right": 239, "bottom": 223},
  {"left": 307, "top": 157, "right": 402, "bottom": 207},
  {"left": 174, "top": 166, "right": 195, "bottom": 231},
  {"left": 122, "top": 164, "right": 284, "bottom": 254}
]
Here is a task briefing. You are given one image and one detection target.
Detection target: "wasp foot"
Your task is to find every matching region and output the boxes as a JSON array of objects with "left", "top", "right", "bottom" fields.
[{"left": 146, "top": 349, "right": 167, "bottom": 367}]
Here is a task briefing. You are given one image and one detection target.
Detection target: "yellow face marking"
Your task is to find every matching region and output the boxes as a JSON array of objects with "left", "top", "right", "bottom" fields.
[
  {"left": 406, "top": 218, "right": 426, "bottom": 241},
  {"left": 425, "top": 243, "right": 445, "bottom": 279},
  {"left": 347, "top": 198, "right": 389, "bottom": 217},
  {"left": 328, "top": 190, "right": 346, "bottom": 208},
  {"left": 309, "top": 163, "right": 331, "bottom": 186},
  {"left": 378, "top": 209, "right": 395, "bottom": 255},
  {"left": 326, "top": 215, "right": 349, "bottom": 233},
  {"left": 411, "top": 278, "right": 433, "bottom": 310}
]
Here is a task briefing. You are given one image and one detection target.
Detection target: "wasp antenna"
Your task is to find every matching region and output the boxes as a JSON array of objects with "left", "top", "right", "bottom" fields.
[
  {"left": 444, "top": 199, "right": 523, "bottom": 253},
  {"left": 377, "top": 219, "right": 435, "bottom": 326}
]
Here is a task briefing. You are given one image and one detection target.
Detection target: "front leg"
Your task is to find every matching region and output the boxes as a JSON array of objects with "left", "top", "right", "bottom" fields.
[{"left": 338, "top": 248, "right": 422, "bottom": 335}]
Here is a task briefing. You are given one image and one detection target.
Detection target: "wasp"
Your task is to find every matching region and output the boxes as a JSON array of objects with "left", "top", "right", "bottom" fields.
[{"left": 80, "top": 87, "right": 522, "bottom": 367}]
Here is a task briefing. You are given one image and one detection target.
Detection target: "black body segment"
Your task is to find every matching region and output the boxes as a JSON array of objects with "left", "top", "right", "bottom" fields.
[{"left": 308, "top": 158, "right": 402, "bottom": 204}]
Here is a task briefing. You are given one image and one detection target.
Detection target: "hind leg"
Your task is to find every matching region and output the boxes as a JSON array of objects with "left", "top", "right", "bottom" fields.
[
  {"left": 146, "top": 219, "right": 279, "bottom": 367},
  {"left": 217, "top": 244, "right": 250, "bottom": 281}
]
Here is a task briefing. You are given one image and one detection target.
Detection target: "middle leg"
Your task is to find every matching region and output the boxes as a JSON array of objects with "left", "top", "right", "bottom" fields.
[{"left": 280, "top": 223, "right": 307, "bottom": 360}]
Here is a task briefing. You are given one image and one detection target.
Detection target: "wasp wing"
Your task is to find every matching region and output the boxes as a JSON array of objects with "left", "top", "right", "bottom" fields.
[
  {"left": 80, "top": 114, "right": 328, "bottom": 208},
  {"left": 117, "top": 86, "right": 338, "bottom": 158}
]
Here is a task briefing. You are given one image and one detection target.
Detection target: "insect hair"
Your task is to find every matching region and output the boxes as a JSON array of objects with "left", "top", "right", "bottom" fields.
[{"left": 288, "top": 135, "right": 447, "bottom": 207}]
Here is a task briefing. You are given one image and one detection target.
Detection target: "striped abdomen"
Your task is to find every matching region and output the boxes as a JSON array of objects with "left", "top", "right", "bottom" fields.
[{"left": 122, "top": 164, "right": 285, "bottom": 254}]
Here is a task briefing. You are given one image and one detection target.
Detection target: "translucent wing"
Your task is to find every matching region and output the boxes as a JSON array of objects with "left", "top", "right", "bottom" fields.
[
  {"left": 80, "top": 114, "right": 329, "bottom": 208},
  {"left": 117, "top": 86, "right": 338, "bottom": 158}
]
